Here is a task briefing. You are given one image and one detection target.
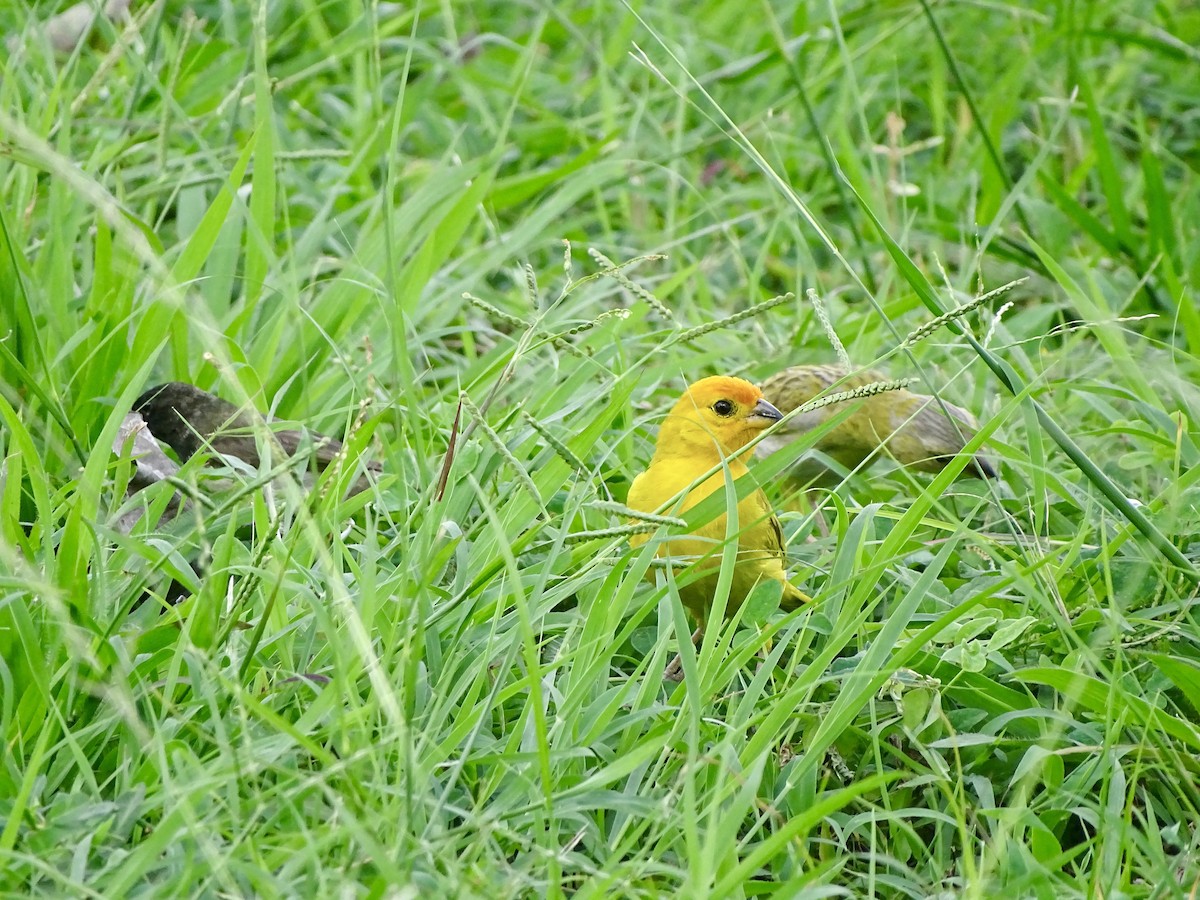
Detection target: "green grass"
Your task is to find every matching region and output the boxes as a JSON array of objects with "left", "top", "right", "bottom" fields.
[{"left": 2, "top": 0, "right": 1200, "bottom": 895}]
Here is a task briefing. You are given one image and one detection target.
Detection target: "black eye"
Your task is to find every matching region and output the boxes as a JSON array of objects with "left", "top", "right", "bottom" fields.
[{"left": 713, "top": 399, "right": 734, "bottom": 417}]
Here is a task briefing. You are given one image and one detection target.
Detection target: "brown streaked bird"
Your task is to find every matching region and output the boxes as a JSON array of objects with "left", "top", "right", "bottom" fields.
[
  {"left": 626, "top": 376, "right": 812, "bottom": 678},
  {"left": 134, "top": 382, "right": 380, "bottom": 496},
  {"left": 756, "top": 364, "right": 996, "bottom": 485}
]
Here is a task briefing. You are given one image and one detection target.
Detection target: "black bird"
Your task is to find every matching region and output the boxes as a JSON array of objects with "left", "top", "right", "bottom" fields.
[{"left": 134, "top": 382, "right": 380, "bottom": 495}]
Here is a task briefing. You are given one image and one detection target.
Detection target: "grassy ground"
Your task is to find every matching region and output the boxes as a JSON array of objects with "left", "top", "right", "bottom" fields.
[{"left": 2, "top": 0, "right": 1199, "bottom": 895}]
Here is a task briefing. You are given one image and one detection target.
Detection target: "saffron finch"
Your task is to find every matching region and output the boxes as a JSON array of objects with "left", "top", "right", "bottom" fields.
[
  {"left": 757, "top": 364, "right": 996, "bottom": 485},
  {"left": 627, "top": 376, "right": 811, "bottom": 675}
]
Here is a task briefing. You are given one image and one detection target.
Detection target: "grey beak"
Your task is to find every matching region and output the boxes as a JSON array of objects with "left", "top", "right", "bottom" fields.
[{"left": 749, "top": 398, "right": 783, "bottom": 422}]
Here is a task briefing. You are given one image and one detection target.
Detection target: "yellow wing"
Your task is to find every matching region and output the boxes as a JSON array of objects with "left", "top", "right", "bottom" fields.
[{"left": 744, "top": 491, "right": 811, "bottom": 610}]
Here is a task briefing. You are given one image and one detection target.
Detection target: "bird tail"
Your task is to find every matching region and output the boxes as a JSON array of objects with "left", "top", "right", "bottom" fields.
[
  {"left": 970, "top": 454, "right": 999, "bottom": 479},
  {"left": 907, "top": 400, "right": 999, "bottom": 479},
  {"left": 781, "top": 582, "right": 813, "bottom": 611}
]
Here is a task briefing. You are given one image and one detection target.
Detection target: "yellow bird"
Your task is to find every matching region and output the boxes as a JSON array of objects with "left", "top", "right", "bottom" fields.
[
  {"left": 627, "top": 376, "right": 811, "bottom": 675},
  {"left": 757, "top": 364, "right": 996, "bottom": 484}
]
